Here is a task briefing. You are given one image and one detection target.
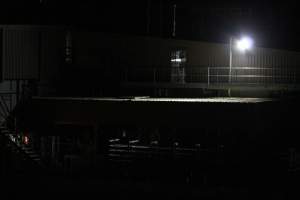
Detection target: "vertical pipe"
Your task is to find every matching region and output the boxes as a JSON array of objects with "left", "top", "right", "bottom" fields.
[{"left": 207, "top": 67, "right": 210, "bottom": 86}]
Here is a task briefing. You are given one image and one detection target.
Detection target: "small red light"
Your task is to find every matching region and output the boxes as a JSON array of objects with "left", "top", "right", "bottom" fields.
[{"left": 24, "top": 136, "right": 29, "bottom": 145}]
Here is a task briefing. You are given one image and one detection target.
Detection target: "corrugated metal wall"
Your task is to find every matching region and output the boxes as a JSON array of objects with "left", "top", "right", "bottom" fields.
[
  {"left": 72, "top": 32, "right": 300, "bottom": 69},
  {"left": 1, "top": 26, "right": 64, "bottom": 81},
  {"left": 70, "top": 32, "right": 300, "bottom": 86},
  {"left": 183, "top": 40, "right": 300, "bottom": 69},
  {"left": 3, "top": 27, "right": 39, "bottom": 80},
  {"left": 231, "top": 47, "right": 300, "bottom": 69}
]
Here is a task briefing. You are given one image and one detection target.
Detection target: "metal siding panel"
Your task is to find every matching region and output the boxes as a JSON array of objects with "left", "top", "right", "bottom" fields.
[
  {"left": 280, "top": 54, "right": 283, "bottom": 68},
  {"left": 278, "top": 53, "right": 282, "bottom": 68},
  {"left": 259, "top": 49, "right": 263, "bottom": 68},
  {"left": 285, "top": 54, "right": 288, "bottom": 68},
  {"left": 236, "top": 53, "right": 241, "bottom": 67},
  {"left": 274, "top": 53, "right": 278, "bottom": 68},
  {"left": 261, "top": 50, "right": 264, "bottom": 68},
  {"left": 275, "top": 53, "right": 279, "bottom": 68},
  {"left": 266, "top": 52, "right": 269, "bottom": 67},
  {"left": 3, "top": 28, "right": 39, "bottom": 80},
  {"left": 255, "top": 49, "right": 258, "bottom": 68},
  {"left": 288, "top": 54, "right": 291, "bottom": 67},
  {"left": 269, "top": 50, "right": 273, "bottom": 68},
  {"left": 271, "top": 54, "right": 274, "bottom": 68},
  {"left": 265, "top": 52, "right": 268, "bottom": 67},
  {"left": 247, "top": 55, "right": 250, "bottom": 67},
  {"left": 281, "top": 53, "right": 284, "bottom": 68},
  {"left": 264, "top": 51, "right": 267, "bottom": 67},
  {"left": 261, "top": 49, "right": 266, "bottom": 68},
  {"left": 262, "top": 51, "right": 265, "bottom": 68},
  {"left": 293, "top": 53, "right": 297, "bottom": 67},
  {"left": 255, "top": 49, "right": 259, "bottom": 68},
  {"left": 277, "top": 53, "right": 280, "bottom": 68},
  {"left": 250, "top": 55, "right": 254, "bottom": 67}
]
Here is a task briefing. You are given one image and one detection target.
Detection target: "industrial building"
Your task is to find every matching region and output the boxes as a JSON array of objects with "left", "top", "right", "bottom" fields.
[
  {"left": 0, "top": 25, "right": 299, "bottom": 195},
  {"left": 0, "top": 25, "right": 299, "bottom": 98}
]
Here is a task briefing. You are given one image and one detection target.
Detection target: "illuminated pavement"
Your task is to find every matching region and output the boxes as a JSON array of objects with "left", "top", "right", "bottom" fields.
[{"left": 34, "top": 96, "right": 275, "bottom": 103}]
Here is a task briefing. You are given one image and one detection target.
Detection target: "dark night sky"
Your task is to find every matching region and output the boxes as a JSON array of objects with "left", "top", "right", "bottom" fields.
[{"left": 1, "top": 1, "right": 300, "bottom": 51}]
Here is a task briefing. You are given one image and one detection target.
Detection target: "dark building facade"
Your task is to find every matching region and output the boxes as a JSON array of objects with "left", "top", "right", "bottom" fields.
[
  {"left": 0, "top": 25, "right": 299, "bottom": 98},
  {"left": 0, "top": 25, "right": 299, "bottom": 185}
]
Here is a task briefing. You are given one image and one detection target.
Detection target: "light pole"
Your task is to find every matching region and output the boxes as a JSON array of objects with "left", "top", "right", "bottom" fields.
[
  {"left": 229, "top": 37, "right": 233, "bottom": 83},
  {"left": 229, "top": 36, "right": 253, "bottom": 83}
]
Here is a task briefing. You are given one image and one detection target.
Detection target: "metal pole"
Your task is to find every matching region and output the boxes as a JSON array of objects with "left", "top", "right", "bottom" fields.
[
  {"left": 172, "top": 4, "right": 176, "bottom": 38},
  {"left": 229, "top": 37, "right": 233, "bottom": 83},
  {"left": 207, "top": 67, "right": 210, "bottom": 86}
]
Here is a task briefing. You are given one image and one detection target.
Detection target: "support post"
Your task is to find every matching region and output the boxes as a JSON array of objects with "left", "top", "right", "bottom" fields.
[
  {"left": 207, "top": 67, "right": 210, "bottom": 86},
  {"left": 229, "top": 37, "right": 233, "bottom": 83}
]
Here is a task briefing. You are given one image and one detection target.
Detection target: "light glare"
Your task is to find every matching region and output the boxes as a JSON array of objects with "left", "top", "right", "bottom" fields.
[
  {"left": 236, "top": 37, "right": 253, "bottom": 51},
  {"left": 171, "top": 58, "right": 182, "bottom": 62}
]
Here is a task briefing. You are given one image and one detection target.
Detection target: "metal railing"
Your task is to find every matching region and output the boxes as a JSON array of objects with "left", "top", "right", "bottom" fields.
[{"left": 123, "top": 67, "right": 300, "bottom": 86}]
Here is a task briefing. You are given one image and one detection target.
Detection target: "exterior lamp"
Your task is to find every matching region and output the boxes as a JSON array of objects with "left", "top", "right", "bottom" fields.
[{"left": 229, "top": 36, "right": 254, "bottom": 83}]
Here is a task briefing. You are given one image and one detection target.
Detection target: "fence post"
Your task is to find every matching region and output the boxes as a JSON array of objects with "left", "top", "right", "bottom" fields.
[{"left": 207, "top": 67, "right": 210, "bottom": 86}]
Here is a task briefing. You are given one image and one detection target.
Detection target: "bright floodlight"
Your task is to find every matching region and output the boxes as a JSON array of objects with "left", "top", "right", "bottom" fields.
[{"left": 236, "top": 37, "right": 253, "bottom": 51}]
